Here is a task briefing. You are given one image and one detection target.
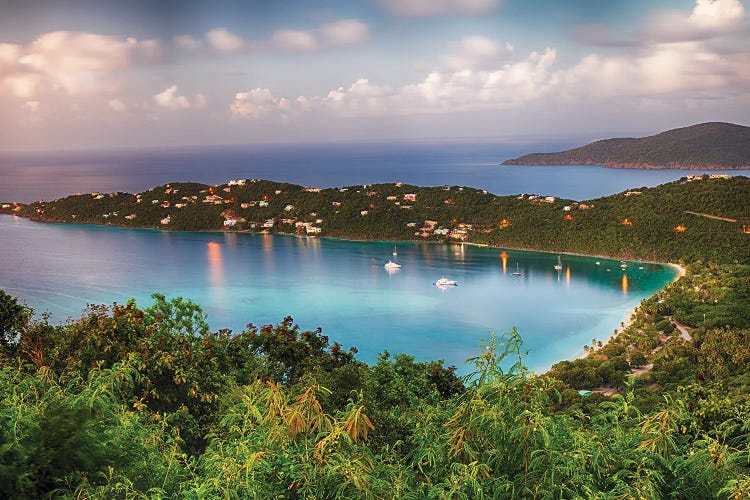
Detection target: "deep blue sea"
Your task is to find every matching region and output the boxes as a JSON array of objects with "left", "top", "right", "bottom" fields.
[{"left": 1, "top": 142, "right": 747, "bottom": 203}]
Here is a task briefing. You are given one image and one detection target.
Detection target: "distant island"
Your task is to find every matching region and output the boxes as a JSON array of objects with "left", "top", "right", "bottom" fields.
[
  {"left": 502, "top": 122, "right": 750, "bottom": 169},
  {"left": 2, "top": 175, "right": 749, "bottom": 265}
]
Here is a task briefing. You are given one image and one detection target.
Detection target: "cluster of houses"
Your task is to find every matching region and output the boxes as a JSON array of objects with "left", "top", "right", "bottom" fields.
[{"left": 686, "top": 174, "right": 732, "bottom": 182}]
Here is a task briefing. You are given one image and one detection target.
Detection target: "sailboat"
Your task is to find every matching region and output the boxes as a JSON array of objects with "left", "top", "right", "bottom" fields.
[
  {"left": 511, "top": 263, "right": 522, "bottom": 276},
  {"left": 554, "top": 255, "right": 562, "bottom": 271},
  {"left": 393, "top": 245, "right": 397, "bottom": 256}
]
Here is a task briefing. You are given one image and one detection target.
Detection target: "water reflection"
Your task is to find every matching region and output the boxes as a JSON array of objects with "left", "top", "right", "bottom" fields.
[
  {"left": 207, "top": 241, "right": 224, "bottom": 287},
  {"left": 622, "top": 273, "right": 629, "bottom": 295},
  {"left": 500, "top": 251, "right": 508, "bottom": 274},
  {"left": 566, "top": 266, "right": 571, "bottom": 287}
]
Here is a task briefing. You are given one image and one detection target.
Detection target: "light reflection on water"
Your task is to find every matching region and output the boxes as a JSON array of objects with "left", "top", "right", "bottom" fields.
[{"left": 0, "top": 215, "right": 677, "bottom": 374}]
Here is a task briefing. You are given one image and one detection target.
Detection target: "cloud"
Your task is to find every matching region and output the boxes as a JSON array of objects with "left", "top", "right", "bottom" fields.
[
  {"left": 231, "top": 88, "right": 290, "bottom": 117},
  {"left": 153, "top": 85, "right": 191, "bottom": 110},
  {"left": 185, "top": 19, "right": 371, "bottom": 55},
  {"left": 206, "top": 28, "right": 246, "bottom": 52},
  {"left": 375, "top": 0, "right": 500, "bottom": 17},
  {"left": 577, "top": 0, "right": 747, "bottom": 47},
  {"left": 270, "top": 30, "right": 319, "bottom": 51},
  {"left": 194, "top": 93, "right": 207, "bottom": 108},
  {"left": 446, "top": 35, "right": 514, "bottom": 70},
  {"left": 108, "top": 99, "right": 127, "bottom": 112},
  {"left": 0, "top": 31, "right": 160, "bottom": 99},
  {"left": 319, "top": 19, "right": 370, "bottom": 46},
  {"left": 173, "top": 35, "right": 202, "bottom": 50},
  {"left": 689, "top": 0, "right": 745, "bottom": 29}
]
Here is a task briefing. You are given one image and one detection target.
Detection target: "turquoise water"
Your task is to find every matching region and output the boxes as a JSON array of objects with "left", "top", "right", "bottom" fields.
[{"left": 0, "top": 215, "right": 677, "bottom": 373}]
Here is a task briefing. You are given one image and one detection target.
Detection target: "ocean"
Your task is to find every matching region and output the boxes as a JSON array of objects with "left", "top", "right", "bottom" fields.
[{"left": 1, "top": 142, "right": 747, "bottom": 203}]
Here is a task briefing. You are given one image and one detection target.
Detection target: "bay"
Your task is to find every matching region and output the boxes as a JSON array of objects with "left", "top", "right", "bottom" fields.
[
  {"left": 1, "top": 142, "right": 747, "bottom": 203},
  {"left": 0, "top": 215, "right": 677, "bottom": 374}
]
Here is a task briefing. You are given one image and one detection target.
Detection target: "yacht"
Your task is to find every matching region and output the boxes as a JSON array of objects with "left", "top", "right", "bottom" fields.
[
  {"left": 435, "top": 277, "right": 458, "bottom": 287},
  {"left": 384, "top": 260, "right": 401, "bottom": 270},
  {"left": 511, "top": 263, "right": 522, "bottom": 276},
  {"left": 554, "top": 255, "right": 562, "bottom": 271}
]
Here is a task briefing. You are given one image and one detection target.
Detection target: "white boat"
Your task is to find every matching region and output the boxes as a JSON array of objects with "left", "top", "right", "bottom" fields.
[
  {"left": 393, "top": 246, "right": 397, "bottom": 256},
  {"left": 384, "top": 260, "right": 401, "bottom": 270},
  {"left": 554, "top": 255, "right": 562, "bottom": 271},
  {"left": 435, "top": 277, "right": 458, "bottom": 287},
  {"left": 595, "top": 261, "right": 601, "bottom": 265},
  {"left": 511, "top": 263, "right": 522, "bottom": 276}
]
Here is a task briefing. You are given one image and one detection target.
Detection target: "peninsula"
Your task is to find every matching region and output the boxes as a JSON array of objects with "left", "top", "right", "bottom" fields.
[
  {"left": 502, "top": 122, "right": 750, "bottom": 169},
  {"left": 2, "top": 174, "right": 749, "bottom": 264}
]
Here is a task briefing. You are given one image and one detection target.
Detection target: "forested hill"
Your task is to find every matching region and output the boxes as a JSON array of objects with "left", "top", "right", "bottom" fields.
[
  {"left": 502, "top": 122, "right": 750, "bottom": 169},
  {"left": 2, "top": 175, "right": 749, "bottom": 264}
]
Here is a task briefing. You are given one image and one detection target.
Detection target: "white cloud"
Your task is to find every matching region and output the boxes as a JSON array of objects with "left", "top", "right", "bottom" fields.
[
  {"left": 270, "top": 30, "right": 319, "bottom": 51},
  {"left": 25, "top": 100, "right": 40, "bottom": 112},
  {"left": 689, "top": 0, "right": 745, "bottom": 28},
  {"left": 231, "top": 88, "right": 289, "bottom": 117},
  {"left": 173, "top": 35, "right": 202, "bottom": 50},
  {"left": 0, "top": 31, "right": 160, "bottom": 99},
  {"left": 320, "top": 19, "right": 371, "bottom": 46},
  {"left": 153, "top": 85, "right": 191, "bottom": 110},
  {"left": 375, "top": 0, "right": 500, "bottom": 17},
  {"left": 108, "top": 99, "right": 127, "bottom": 112},
  {"left": 198, "top": 20, "right": 370, "bottom": 54},
  {"left": 446, "top": 35, "right": 514, "bottom": 70},
  {"left": 194, "top": 93, "right": 207, "bottom": 108},
  {"left": 206, "top": 28, "right": 246, "bottom": 52}
]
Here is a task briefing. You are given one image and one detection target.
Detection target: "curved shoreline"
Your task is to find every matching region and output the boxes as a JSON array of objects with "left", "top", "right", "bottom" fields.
[{"left": 0, "top": 214, "right": 687, "bottom": 372}]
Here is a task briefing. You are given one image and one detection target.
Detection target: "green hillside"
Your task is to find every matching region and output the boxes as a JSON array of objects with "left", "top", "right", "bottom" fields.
[
  {"left": 502, "top": 122, "right": 750, "bottom": 168},
  {"left": 4, "top": 175, "right": 749, "bottom": 264}
]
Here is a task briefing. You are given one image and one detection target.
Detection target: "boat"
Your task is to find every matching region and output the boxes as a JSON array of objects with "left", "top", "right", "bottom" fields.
[
  {"left": 554, "top": 255, "right": 562, "bottom": 271},
  {"left": 511, "top": 263, "right": 522, "bottom": 277},
  {"left": 620, "top": 261, "right": 627, "bottom": 269},
  {"left": 393, "top": 246, "right": 397, "bottom": 256},
  {"left": 435, "top": 277, "right": 458, "bottom": 287},
  {"left": 595, "top": 261, "right": 601, "bottom": 265},
  {"left": 384, "top": 260, "right": 401, "bottom": 270}
]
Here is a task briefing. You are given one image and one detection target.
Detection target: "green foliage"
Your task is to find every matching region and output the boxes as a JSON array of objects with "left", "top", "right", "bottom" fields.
[
  {"left": 0, "top": 290, "right": 29, "bottom": 349},
  {"left": 0, "top": 268, "right": 749, "bottom": 497},
  {"left": 14, "top": 175, "right": 750, "bottom": 265}
]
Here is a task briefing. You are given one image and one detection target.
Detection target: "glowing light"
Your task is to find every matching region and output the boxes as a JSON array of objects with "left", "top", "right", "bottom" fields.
[
  {"left": 207, "top": 241, "right": 224, "bottom": 287},
  {"left": 621, "top": 274, "right": 629, "bottom": 294},
  {"left": 500, "top": 251, "right": 508, "bottom": 273},
  {"left": 675, "top": 225, "right": 687, "bottom": 232},
  {"left": 566, "top": 266, "right": 571, "bottom": 286}
]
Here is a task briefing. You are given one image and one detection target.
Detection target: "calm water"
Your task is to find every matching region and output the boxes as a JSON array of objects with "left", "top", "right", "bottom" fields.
[
  {"left": 1, "top": 143, "right": 748, "bottom": 203},
  {"left": 0, "top": 215, "right": 677, "bottom": 373}
]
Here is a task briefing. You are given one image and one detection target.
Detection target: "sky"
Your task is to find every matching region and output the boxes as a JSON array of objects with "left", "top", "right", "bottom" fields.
[{"left": 0, "top": 0, "right": 748, "bottom": 151}]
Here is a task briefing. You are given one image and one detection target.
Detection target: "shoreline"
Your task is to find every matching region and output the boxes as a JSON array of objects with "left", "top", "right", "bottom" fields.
[
  {"left": 0, "top": 214, "right": 689, "bottom": 373},
  {"left": 567, "top": 261, "right": 685, "bottom": 365},
  {"left": 1, "top": 213, "right": 685, "bottom": 268}
]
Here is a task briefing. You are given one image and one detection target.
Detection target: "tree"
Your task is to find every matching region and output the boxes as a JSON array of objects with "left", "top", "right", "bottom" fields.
[{"left": 0, "top": 290, "right": 29, "bottom": 350}]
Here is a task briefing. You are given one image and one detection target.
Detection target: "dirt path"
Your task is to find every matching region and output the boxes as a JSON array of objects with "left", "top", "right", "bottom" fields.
[
  {"left": 672, "top": 320, "right": 693, "bottom": 341},
  {"left": 685, "top": 211, "right": 737, "bottom": 223}
]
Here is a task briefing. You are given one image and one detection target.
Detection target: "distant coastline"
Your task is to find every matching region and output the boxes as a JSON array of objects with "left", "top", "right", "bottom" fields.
[{"left": 502, "top": 122, "right": 750, "bottom": 170}]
